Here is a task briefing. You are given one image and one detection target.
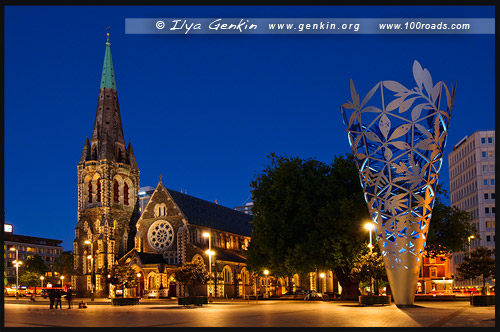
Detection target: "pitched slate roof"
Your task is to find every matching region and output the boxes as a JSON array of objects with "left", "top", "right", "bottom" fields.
[
  {"left": 136, "top": 252, "right": 167, "bottom": 265},
  {"left": 194, "top": 244, "right": 247, "bottom": 264},
  {"left": 166, "top": 189, "right": 253, "bottom": 237}
]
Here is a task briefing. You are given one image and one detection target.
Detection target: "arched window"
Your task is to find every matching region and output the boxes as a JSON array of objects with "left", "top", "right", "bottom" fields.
[
  {"left": 223, "top": 266, "right": 232, "bottom": 284},
  {"left": 148, "top": 274, "right": 156, "bottom": 290},
  {"left": 96, "top": 179, "right": 101, "bottom": 202},
  {"left": 124, "top": 182, "right": 129, "bottom": 205},
  {"left": 88, "top": 180, "right": 93, "bottom": 203},
  {"left": 113, "top": 180, "right": 119, "bottom": 203}
]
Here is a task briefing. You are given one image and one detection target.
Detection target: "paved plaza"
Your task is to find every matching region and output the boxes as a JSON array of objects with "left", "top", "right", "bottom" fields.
[{"left": 3, "top": 297, "right": 496, "bottom": 329}]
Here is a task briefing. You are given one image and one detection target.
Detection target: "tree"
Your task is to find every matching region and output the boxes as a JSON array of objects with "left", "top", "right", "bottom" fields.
[
  {"left": 18, "top": 255, "right": 47, "bottom": 294},
  {"left": 425, "top": 185, "right": 477, "bottom": 258},
  {"left": 21, "top": 255, "right": 47, "bottom": 275},
  {"left": 456, "top": 247, "right": 495, "bottom": 295},
  {"left": 174, "top": 261, "right": 209, "bottom": 297},
  {"left": 108, "top": 263, "right": 139, "bottom": 290},
  {"left": 351, "top": 251, "right": 387, "bottom": 295},
  {"left": 53, "top": 251, "right": 74, "bottom": 278},
  {"left": 247, "top": 153, "right": 370, "bottom": 299}
]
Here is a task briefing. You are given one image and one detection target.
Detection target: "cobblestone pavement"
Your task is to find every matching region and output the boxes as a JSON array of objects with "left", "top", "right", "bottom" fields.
[{"left": 3, "top": 297, "right": 496, "bottom": 329}]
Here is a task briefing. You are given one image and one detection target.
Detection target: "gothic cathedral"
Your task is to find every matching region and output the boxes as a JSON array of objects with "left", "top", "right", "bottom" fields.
[{"left": 72, "top": 34, "right": 140, "bottom": 297}]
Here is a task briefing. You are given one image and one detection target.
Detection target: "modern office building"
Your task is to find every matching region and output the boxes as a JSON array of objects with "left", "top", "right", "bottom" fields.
[
  {"left": 4, "top": 226, "right": 63, "bottom": 285},
  {"left": 234, "top": 202, "right": 254, "bottom": 215},
  {"left": 448, "top": 130, "right": 495, "bottom": 289}
]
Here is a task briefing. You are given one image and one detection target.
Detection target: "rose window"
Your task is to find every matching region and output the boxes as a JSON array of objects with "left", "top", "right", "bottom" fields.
[{"left": 147, "top": 220, "right": 174, "bottom": 251}]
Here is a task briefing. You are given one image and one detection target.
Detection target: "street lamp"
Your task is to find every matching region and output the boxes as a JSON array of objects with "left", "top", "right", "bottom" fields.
[
  {"left": 137, "top": 273, "right": 141, "bottom": 298},
  {"left": 319, "top": 273, "right": 326, "bottom": 294},
  {"left": 60, "top": 276, "right": 65, "bottom": 289},
  {"left": 84, "top": 240, "right": 94, "bottom": 301},
  {"left": 203, "top": 232, "right": 214, "bottom": 299},
  {"left": 365, "top": 223, "right": 375, "bottom": 294},
  {"left": 364, "top": 223, "right": 375, "bottom": 253},
  {"left": 10, "top": 247, "right": 22, "bottom": 299},
  {"left": 264, "top": 270, "right": 269, "bottom": 298},
  {"left": 468, "top": 235, "right": 475, "bottom": 289},
  {"left": 40, "top": 276, "right": 44, "bottom": 288}
]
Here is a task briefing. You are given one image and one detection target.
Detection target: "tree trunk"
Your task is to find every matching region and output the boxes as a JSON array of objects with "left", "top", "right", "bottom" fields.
[{"left": 334, "top": 267, "right": 359, "bottom": 300}]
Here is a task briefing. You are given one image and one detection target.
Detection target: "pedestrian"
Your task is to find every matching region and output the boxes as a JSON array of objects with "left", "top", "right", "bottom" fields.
[
  {"left": 66, "top": 288, "right": 73, "bottom": 309},
  {"left": 78, "top": 300, "right": 87, "bottom": 309},
  {"left": 48, "top": 289, "right": 55, "bottom": 309},
  {"left": 55, "top": 289, "right": 62, "bottom": 309},
  {"left": 30, "top": 292, "right": 36, "bottom": 302}
]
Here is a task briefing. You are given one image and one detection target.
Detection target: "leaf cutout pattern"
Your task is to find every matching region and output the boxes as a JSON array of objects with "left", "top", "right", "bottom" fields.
[
  {"left": 379, "top": 114, "right": 391, "bottom": 139},
  {"left": 413, "top": 60, "right": 425, "bottom": 90},
  {"left": 365, "top": 131, "right": 381, "bottom": 143},
  {"left": 350, "top": 79, "right": 360, "bottom": 109},
  {"left": 361, "top": 82, "right": 381, "bottom": 109},
  {"left": 399, "top": 97, "right": 418, "bottom": 113},
  {"left": 384, "top": 80, "right": 407, "bottom": 93},
  {"left": 389, "top": 124, "right": 411, "bottom": 141}
]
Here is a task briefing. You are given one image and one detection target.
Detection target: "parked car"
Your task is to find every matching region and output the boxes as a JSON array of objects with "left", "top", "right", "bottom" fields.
[{"left": 304, "top": 290, "right": 323, "bottom": 300}]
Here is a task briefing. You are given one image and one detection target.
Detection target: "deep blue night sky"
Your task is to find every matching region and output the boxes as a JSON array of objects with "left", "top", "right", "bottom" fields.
[{"left": 4, "top": 5, "right": 495, "bottom": 250}]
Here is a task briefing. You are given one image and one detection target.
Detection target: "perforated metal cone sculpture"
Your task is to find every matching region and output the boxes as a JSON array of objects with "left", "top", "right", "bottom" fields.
[{"left": 341, "top": 61, "right": 455, "bottom": 306}]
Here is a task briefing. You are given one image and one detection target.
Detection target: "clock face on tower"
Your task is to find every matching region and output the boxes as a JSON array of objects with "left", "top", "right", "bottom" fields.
[{"left": 147, "top": 220, "right": 174, "bottom": 251}]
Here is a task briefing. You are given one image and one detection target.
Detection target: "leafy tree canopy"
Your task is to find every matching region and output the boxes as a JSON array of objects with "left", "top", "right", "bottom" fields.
[
  {"left": 456, "top": 247, "right": 495, "bottom": 294},
  {"left": 108, "top": 263, "right": 139, "bottom": 289},
  {"left": 53, "top": 251, "right": 74, "bottom": 277},
  {"left": 174, "top": 261, "right": 209, "bottom": 296},
  {"left": 425, "top": 185, "right": 477, "bottom": 258},
  {"left": 247, "top": 153, "right": 370, "bottom": 298},
  {"left": 21, "top": 255, "right": 47, "bottom": 275}
]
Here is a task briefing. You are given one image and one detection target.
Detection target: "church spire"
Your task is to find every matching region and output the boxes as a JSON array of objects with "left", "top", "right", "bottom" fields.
[
  {"left": 100, "top": 33, "right": 117, "bottom": 91},
  {"left": 80, "top": 33, "right": 128, "bottom": 164}
]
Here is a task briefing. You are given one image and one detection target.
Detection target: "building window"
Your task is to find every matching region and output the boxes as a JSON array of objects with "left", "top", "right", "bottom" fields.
[
  {"left": 488, "top": 151, "right": 493, "bottom": 158},
  {"left": 486, "top": 236, "right": 491, "bottom": 242},
  {"left": 490, "top": 179, "right": 495, "bottom": 186},
  {"left": 484, "top": 179, "right": 488, "bottom": 186},
  {"left": 114, "top": 180, "right": 119, "bottom": 203},
  {"left": 486, "top": 221, "right": 490, "bottom": 228},
  {"left": 481, "top": 138, "right": 486, "bottom": 144},
  {"left": 88, "top": 180, "right": 93, "bottom": 203},
  {"left": 430, "top": 267, "right": 437, "bottom": 278},
  {"left": 488, "top": 137, "right": 493, "bottom": 143},
  {"left": 485, "top": 207, "right": 490, "bottom": 214},
  {"left": 485, "top": 193, "right": 489, "bottom": 199},
  {"left": 482, "top": 151, "right": 487, "bottom": 158},
  {"left": 96, "top": 179, "right": 101, "bottom": 202},
  {"left": 124, "top": 183, "right": 129, "bottom": 206},
  {"left": 492, "top": 193, "right": 496, "bottom": 200},
  {"left": 492, "top": 207, "right": 495, "bottom": 214}
]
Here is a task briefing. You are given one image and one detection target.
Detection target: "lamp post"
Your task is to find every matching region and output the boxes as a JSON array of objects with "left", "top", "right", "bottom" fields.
[
  {"left": 40, "top": 276, "right": 44, "bottom": 288},
  {"left": 203, "top": 232, "right": 213, "bottom": 299},
  {"left": 365, "top": 223, "right": 375, "bottom": 294},
  {"left": 84, "top": 240, "right": 94, "bottom": 301},
  {"left": 319, "top": 273, "right": 326, "bottom": 294},
  {"left": 10, "top": 247, "right": 22, "bottom": 299},
  {"left": 365, "top": 223, "right": 375, "bottom": 253},
  {"left": 60, "top": 276, "right": 65, "bottom": 290},
  {"left": 264, "top": 270, "right": 269, "bottom": 298},
  {"left": 468, "top": 235, "right": 475, "bottom": 289},
  {"left": 137, "top": 273, "right": 141, "bottom": 298}
]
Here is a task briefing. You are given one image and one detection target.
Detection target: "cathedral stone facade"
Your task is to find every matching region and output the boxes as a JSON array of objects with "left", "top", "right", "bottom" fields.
[{"left": 72, "top": 35, "right": 257, "bottom": 299}]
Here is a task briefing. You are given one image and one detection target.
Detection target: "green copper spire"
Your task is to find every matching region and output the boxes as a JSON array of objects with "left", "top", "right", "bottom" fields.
[{"left": 100, "top": 33, "right": 117, "bottom": 90}]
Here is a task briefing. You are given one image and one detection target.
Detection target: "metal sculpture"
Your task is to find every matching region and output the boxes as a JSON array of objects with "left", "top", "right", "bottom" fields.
[{"left": 341, "top": 61, "right": 455, "bottom": 306}]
